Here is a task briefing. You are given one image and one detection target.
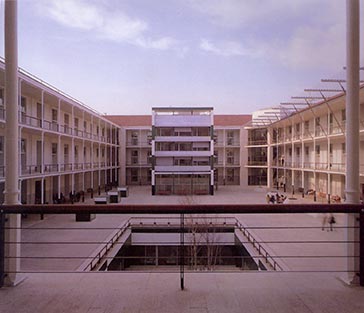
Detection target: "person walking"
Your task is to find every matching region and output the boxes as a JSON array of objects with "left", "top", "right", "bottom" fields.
[{"left": 328, "top": 214, "right": 336, "bottom": 231}]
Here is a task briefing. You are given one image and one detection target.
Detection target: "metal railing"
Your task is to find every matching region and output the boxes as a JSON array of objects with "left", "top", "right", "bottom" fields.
[{"left": 0, "top": 203, "right": 363, "bottom": 290}]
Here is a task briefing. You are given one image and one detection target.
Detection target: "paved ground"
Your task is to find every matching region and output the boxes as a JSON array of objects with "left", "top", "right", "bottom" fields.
[
  {"left": 1, "top": 272, "right": 363, "bottom": 313},
  {"left": 1, "top": 185, "right": 362, "bottom": 313}
]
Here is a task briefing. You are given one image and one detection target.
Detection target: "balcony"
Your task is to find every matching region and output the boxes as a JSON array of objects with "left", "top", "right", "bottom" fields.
[
  {"left": 155, "top": 136, "right": 211, "bottom": 142},
  {"left": 154, "top": 114, "right": 211, "bottom": 126},
  {"left": 247, "top": 139, "right": 267, "bottom": 146},
  {"left": 155, "top": 151, "right": 211, "bottom": 157},
  {"left": 15, "top": 115, "right": 116, "bottom": 144},
  {"left": 247, "top": 160, "right": 267, "bottom": 166},
  {"left": 0, "top": 186, "right": 363, "bottom": 312},
  {"left": 330, "top": 123, "right": 345, "bottom": 135},
  {"left": 154, "top": 165, "right": 211, "bottom": 172},
  {"left": 20, "top": 165, "right": 42, "bottom": 176}
]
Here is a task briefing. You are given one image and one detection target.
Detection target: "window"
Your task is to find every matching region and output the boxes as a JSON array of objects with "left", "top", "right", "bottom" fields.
[
  {"left": 342, "top": 143, "right": 346, "bottom": 154},
  {"left": 147, "top": 150, "right": 152, "bottom": 164},
  {"left": 64, "top": 113, "right": 69, "bottom": 125},
  {"left": 296, "top": 147, "right": 300, "bottom": 156},
  {"left": 131, "top": 169, "right": 138, "bottom": 182},
  {"left": 21, "top": 139, "right": 26, "bottom": 153},
  {"left": 226, "top": 150, "right": 234, "bottom": 164},
  {"left": 64, "top": 144, "right": 69, "bottom": 157},
  {"left": 305, "top": 146, "right": 309, "bottom": 156},
  {"left": 329, "top": 144, "right": 333, "bottom": 155},
  {"left": 131, "top": 150, "right": 139, "bottom": 164},
  {"left": 52, "top": 143, "right": 57, "bottom": 155},
  {"left": 315, "top": 117, "right": 320, "bottom": 126},
  {"left": 20, "top": 97, "right": 26, "bottom": 113},
  {"left": 295, "top": 123, "right": 300, "bottom": 132},
  {"left": 227, "top": 168, "right": 235, "bottom": 182},
  {"left": 288, "top": 148, "right": 292, "bottom": 156},
  {"left": 74, "top": 118, "right": 79, "bottom": 129},
  {"left": 315, "top": 145, "right": 320, "bottom": 155},
  {"left": 52, "top": 109, "right": 58, "bottom": 122},
  {"left": 227, "top": 130, "right": 234, "bottom": 145},
  {"left": 342, "top": 109, "right": 346, "bottom": 122},
  {"left": 131, "top": 131, "right": 138, "bottom": 145},
  {"left": 84, "top": 121, "right": 87, "bottom": 131}
]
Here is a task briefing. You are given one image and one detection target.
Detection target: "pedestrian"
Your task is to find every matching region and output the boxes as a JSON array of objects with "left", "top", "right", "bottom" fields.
[{"left": 328, "top": 214, "right": 336, "bottom": 231}]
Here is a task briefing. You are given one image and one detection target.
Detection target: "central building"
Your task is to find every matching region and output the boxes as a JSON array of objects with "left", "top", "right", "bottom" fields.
[{"left": 151, "top": 107, "right": 214, "bottom": 195}]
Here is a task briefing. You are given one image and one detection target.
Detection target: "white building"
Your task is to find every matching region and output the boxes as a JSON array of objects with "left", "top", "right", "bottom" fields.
[
  {"left": 106, "top": 113, "right": 251, "bottom": 194},
  {"left": 246, "top": 86, "right": 364, "bottom": 202},
  {"left": 0, "top": 59, "right": 121, "bottom": 205},
  {"left": 150, "top": 107, "right": 214, "bottom": 195}
]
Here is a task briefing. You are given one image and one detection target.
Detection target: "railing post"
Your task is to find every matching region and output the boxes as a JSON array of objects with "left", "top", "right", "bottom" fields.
[
  {"left": 0, "top": 212, "right": 4, "bottom": 288},
  {"left": 360, "top": 208, "right": 364, "bottom": 286},
  {"left": 180, "top": 213, "right": 184, "bottom": 290}
]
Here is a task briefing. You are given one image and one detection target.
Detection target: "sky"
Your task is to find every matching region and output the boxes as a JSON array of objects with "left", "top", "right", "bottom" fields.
[{"left": 0, "top": 0, "right": 360, "bottom": 115}]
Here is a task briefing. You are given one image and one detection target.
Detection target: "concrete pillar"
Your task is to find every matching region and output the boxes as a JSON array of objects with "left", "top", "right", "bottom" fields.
[
  {"left": 267, "top": 128, "right": 272, "bottom": 188},
  {"left": 3, "top": 0, "right": 22, "bottom": 286},
  {"left": 345, "top": 0, "right": 360, "bottom": 284}
]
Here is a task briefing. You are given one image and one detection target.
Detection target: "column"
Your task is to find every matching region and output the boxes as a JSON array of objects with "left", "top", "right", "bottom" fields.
[
  {"left": 345, "top": 0, "right": 360, "bottom": 284},
  {"left": 4, "top": 0, "right": 22, "bottom": 286},
  {"left": 266, "top": 128, "right": 271, "bottom": 188}
]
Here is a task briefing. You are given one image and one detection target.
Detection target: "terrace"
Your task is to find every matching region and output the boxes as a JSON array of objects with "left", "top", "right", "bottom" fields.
[{"left": 1, "top": 186, "right": 363, "bottom": 313}]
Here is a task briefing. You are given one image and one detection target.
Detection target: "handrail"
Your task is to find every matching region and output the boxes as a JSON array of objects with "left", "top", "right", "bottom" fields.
[
  {"left": 1, "top": 204, "right": 363, "bottom": 288},
  {"left": 85, "top": 220, "right": 131, "bottom": 271},
  {"left": 1, "top": 203, "right": 362, "bottom": 214},
  {"left": 235, "top": 220, "right": 283, "bottom": 271}
]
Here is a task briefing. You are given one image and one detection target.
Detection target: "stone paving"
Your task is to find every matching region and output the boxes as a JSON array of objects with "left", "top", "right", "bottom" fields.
[{"left": 1, "top": 185, "right": 362, "bottom": 313}]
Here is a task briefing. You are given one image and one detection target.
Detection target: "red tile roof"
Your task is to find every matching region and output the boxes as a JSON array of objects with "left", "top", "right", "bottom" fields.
[
  {"left": 214, "top": 115, "right": 252, "bottom": 126},
  {"left": 104, "top": 115, "right": 152, "bottom": 126}
]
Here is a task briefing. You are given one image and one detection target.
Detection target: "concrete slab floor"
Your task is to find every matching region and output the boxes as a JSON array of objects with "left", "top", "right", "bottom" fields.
[{"left": 0, "top": 272, "right": 363, "bottom": 313}]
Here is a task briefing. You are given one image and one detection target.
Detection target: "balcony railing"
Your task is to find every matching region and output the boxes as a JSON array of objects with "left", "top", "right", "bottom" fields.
[
  {"left": 0, "top": 203, "right": 363, "bottom": 289},
  {"left": 329, "top": 124, "right": 345, "bottom": 135},
  {"left": 20, "top": 165, "right": 42, "bottom": 175},
  {"left": 16, "top": 115, "right": 117, "bottom": 144},
  {"left": 247, "top": 139, "right": 267, "bottom": 146},
  {"left": 247, "top": 161, "right": 267, "bottom": 166},
  {"left": 19, "top": 114, "right": 42, "bottom": 128},
  {"left": 226, "top": 140, "right": 240, "bottom": 146}
]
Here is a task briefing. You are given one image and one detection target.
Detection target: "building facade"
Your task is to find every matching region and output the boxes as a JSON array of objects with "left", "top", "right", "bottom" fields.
[
  {"left": 151, "top": 107, "right": 214, "bottom": 195},
  {"left": 0, "top": 59, "right": 121, "bottom": 205},
  {"left": 106, "top": 114, "right": 251, "bottom": 195},
  {"left": 246, "top": 87, "right": 364, "bottom": 202}
]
